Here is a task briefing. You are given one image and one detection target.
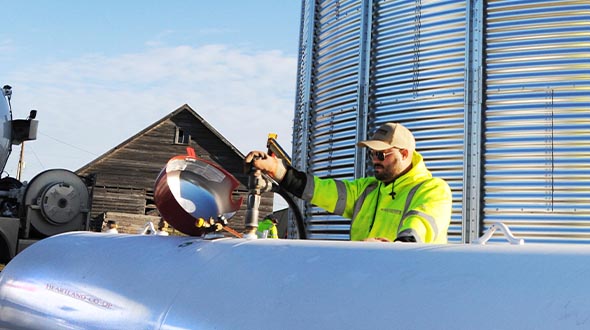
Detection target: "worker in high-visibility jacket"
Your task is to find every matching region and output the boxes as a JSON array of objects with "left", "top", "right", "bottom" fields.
[
  {"left": 257, "top": 214, "right": 279, "bottom": 239},
  {"left": 245, "top": 122, "right": 452, "bottom": 243}
]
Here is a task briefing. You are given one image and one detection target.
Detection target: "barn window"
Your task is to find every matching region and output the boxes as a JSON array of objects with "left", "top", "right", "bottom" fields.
[{"left": 175, "top": 127, "right": 191, "bottom": 145}]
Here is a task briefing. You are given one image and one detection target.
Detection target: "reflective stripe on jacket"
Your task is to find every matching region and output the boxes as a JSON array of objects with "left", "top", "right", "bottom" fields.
[{"left": 303, "top": 151, "right": 452, "bottom": 243}]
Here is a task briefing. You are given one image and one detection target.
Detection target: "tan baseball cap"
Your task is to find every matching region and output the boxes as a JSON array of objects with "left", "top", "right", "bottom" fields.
[{"left": 357, "top": 123, "right": 416, "bottom": 151}]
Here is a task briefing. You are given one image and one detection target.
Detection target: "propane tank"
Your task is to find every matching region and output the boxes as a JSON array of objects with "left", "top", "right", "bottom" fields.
[{"left": 1, "top": 232, "right": 590, "bottom": 330}]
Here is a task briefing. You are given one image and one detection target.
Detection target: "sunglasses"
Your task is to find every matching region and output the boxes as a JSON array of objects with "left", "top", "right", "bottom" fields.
[{"left": 369, "top": 149, "right": 397, "bottom": 161}]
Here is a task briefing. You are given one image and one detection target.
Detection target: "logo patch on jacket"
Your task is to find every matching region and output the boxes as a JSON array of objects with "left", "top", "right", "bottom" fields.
[{"left": 380, "top": 208, "right": 401, "bottom": 215}]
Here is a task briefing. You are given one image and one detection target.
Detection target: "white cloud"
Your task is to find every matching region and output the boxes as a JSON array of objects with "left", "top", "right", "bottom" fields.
[{"left": 4, "top": 44, "right": 297, "bottom": 181}]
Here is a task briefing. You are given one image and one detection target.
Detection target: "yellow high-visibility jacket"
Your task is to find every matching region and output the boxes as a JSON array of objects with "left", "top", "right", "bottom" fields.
[
  {"left": 302, "top": 151, "right": 452, "bottom": 243},
  {"left": 257, "top": 219, "right": 278, "bottom": 239}
]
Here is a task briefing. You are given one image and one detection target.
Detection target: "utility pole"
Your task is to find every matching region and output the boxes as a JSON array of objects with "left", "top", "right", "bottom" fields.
[
  {"left": 16, "top": 142, "right": 25, "bottom": 181},
  {"left": 15, "top": 109, "right": 37, "bottom": 181}
]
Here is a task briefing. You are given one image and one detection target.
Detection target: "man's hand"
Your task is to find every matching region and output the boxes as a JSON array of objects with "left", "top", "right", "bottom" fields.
[
  {"left": 244, "top": 151, "right": 286, "bottom": 181},
  {"left": 245, "top": 151, "right": 277, "bottom": 173}
]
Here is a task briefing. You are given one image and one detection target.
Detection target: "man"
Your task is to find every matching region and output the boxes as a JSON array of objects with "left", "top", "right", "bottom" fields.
[
  {"left": 245, "top": 122, "right": 452, "bottom": 243},
  {"left": 257, "top": 214, "right": 279, "bottom": 239}
]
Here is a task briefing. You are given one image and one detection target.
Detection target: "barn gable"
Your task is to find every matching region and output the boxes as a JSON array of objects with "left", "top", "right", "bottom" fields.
[{"left": 76, "top": 104, "right": 274, "bottom": 234}]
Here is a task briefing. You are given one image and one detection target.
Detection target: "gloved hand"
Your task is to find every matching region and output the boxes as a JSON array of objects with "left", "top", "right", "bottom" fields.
[{"left": 244, "top": 151, "right": 287, "bottom": 181}]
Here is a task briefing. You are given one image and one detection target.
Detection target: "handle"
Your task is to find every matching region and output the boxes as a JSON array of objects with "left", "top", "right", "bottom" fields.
[{"left": 473, "top": 222, "right": 524, "bottom": 245}]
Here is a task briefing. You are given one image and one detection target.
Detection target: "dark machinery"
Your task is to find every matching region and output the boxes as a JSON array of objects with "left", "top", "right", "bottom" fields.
[{"left": 0, "top": 85, "right": 94, "bottom": 263}]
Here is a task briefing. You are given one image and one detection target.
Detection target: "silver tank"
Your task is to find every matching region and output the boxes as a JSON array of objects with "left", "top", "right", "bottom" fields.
[{"left": 1, "top": 232, "right": 590, "bottom": 329}]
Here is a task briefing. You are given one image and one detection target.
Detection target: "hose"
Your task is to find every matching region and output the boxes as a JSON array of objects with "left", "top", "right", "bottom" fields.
[{"left": 274, "top": 185, "right": 307, "bottom": 239}]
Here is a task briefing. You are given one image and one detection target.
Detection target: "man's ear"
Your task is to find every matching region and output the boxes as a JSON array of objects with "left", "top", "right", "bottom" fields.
[{"left": 401, "top": 148, "right": 410, "bottom": 160}]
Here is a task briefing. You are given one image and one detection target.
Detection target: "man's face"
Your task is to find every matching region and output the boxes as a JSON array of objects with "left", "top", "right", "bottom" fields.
[{"left": 369, "top": 148, "right": 408, "bottom": 182}]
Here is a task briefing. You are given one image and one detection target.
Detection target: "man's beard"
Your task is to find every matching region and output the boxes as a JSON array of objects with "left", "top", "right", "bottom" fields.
[{"left": 374, "top": 165, "right": 395, "bottom": 182}]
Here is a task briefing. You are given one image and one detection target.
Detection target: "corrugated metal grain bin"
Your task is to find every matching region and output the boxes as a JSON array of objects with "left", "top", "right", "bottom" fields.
[{"left": 291, "top": 0, "right": 590, "bottom": 243}]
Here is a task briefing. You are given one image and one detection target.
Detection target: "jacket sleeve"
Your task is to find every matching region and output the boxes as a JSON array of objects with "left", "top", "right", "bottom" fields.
[
  {"left": 397, "top": 178, "right": 452, "bottom": 243},
  {"left": 278, "top": 166, "right": 310, "bottom": 198},
  {"left": 279, "top": 166, "right": 361, "bottom": 218}
]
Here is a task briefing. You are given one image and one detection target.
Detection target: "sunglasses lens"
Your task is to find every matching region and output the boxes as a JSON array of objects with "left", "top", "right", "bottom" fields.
[{"left": 369, "top": 151, "right": 385, "bottom": 161}]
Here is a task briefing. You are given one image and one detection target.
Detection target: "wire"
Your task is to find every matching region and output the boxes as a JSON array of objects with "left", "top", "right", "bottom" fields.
[
  {"left": 24, "top": 144, "right": 45, "bottom": 169},
  {"left": 38, "top": 131, "right": 99, "bottom": 156}
]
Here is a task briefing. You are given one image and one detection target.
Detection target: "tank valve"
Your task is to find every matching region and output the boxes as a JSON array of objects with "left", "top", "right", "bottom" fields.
[
  {"left": 243, "top": 164, "right": 274, "bottom": 239},
  {"left": 195, "top": 215, "right": 242, "bottom": 239}
]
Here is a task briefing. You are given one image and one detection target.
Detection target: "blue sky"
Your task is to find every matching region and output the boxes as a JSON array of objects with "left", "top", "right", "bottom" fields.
[{"left": 1, "top": 1, "right": 301, "bottom": 182}]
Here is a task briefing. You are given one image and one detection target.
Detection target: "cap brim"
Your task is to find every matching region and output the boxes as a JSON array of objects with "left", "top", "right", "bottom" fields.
[{"left": 357, "top": 140, "right": 392, "bottom": 151}]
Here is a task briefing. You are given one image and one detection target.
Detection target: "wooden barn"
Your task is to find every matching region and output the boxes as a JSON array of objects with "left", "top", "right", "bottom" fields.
[{"left": 76, "top": 104, "right": 274, "bottom": 235}]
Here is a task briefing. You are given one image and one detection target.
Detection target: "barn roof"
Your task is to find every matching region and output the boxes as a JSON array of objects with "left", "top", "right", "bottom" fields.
[{"left": 76, "top": 104, "right": 245, "bottom": 174}]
